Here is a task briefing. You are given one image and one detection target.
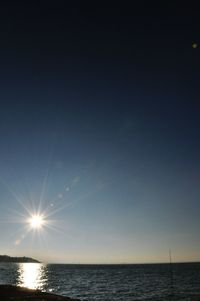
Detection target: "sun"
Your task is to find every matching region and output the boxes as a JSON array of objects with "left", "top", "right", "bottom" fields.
[{"left": 29, "top": 214, "right": 45, "bottom": 229}]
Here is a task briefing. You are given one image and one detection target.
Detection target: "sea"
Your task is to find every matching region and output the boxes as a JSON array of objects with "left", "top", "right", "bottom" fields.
[{"left": 0, "top": 262, "right": 200, "bottom": 300}]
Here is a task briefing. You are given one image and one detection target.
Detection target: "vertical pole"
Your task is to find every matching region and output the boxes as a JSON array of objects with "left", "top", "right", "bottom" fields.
[{"left": 169, "top": 249, "right": 174, "bottom": 298}]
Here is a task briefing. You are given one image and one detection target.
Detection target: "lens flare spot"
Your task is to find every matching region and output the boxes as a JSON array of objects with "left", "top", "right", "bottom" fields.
[{"left": 192, "top": 43, "right": 198, "bottom": 49}]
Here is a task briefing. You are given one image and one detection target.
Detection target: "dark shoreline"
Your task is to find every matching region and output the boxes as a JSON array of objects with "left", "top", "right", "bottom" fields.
[
  {"left": 0, "top": 255, "right": 40, "bottom": 263},
  {"left": 0, "top": 285, "right": 81, "bottom": 301}
]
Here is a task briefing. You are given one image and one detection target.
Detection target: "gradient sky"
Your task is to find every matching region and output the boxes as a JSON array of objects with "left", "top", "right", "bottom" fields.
[{"left": 0, "top": 2, "right": 199, "bottom": 263}]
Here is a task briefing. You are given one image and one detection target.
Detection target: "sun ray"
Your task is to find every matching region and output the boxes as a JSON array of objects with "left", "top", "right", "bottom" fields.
[{"left": 0, "top": 178, "right": 34, "bottom": 216}]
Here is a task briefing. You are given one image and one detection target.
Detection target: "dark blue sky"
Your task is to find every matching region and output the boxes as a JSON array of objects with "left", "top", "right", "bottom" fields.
[{"left": 0, "top": 2, "right": 199, "bottom": 263}]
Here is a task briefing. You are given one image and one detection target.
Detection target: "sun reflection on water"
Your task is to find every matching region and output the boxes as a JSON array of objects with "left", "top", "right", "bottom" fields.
[{"left": 18, "top": 263, "right": 47, "bottom": 290}]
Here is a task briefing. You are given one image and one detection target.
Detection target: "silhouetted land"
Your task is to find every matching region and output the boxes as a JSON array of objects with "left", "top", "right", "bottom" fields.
[
  {"left": 0, "top": 285, "right": 80, "bottom": 301},
  {"left": 0, "top": 255, "right": 40, "bottom": 263}
]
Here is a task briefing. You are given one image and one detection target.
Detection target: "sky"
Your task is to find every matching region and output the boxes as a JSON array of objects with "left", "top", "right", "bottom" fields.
[{"left": 0, "top": 2, "right": 199, "bottom": 263}]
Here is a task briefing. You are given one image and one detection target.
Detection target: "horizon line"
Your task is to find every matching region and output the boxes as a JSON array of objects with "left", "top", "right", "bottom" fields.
[{"left": 42, "top": 260, "right": 200, "bottom": 265}]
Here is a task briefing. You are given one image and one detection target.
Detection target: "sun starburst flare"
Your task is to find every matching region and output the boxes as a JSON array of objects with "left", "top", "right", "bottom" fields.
[
  {"left": 1, "top": 170, "right": 81, "bottom": 247},
  {"left": 28, "top": 214, "right": 45, "bottom": 229}
]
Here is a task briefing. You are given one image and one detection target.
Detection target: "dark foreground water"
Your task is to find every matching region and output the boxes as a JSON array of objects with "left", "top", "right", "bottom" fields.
[{"left": 0, "top": 262, "right": 200, "bottom": 300}]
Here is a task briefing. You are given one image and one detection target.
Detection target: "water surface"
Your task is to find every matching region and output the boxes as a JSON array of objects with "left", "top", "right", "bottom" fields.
[{"left": 0, "top": 262, "right": 200, "bottom": 300}]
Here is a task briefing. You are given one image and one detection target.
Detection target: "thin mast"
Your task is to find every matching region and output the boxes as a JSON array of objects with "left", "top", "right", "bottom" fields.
[{"left": 169, "top": 249, "right": 174, "bottom": 298}]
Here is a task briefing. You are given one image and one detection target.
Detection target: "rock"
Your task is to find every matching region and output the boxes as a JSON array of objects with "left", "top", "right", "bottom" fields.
[{"left": 0, "top": 285, "right": 81, "bottom": 301}]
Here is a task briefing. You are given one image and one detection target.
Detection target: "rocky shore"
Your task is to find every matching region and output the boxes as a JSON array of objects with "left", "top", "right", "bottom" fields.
[{"left": 0, "top": 285, "right": 81, "bottom": 301}]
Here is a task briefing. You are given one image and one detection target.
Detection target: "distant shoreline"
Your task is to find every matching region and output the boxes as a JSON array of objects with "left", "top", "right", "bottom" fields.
[
  {"left": 0, "top": 255, "right": 199, "bottom": 265},
  {"left": 0, "top": 255, "right": 40, "bottom": 263}
]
